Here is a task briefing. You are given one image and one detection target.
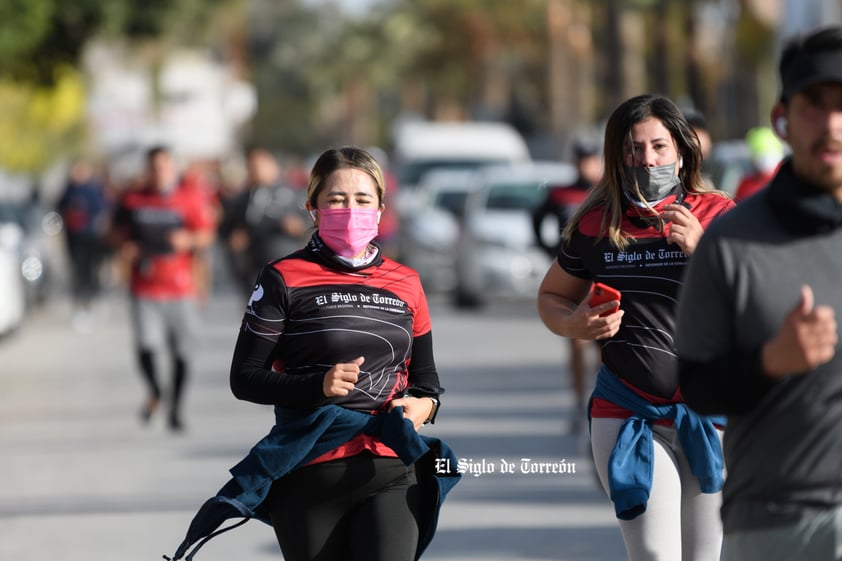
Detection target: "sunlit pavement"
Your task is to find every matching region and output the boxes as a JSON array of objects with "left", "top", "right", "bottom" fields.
[{"left": 0, "top": 283, "right": 625, "bottom": 561}]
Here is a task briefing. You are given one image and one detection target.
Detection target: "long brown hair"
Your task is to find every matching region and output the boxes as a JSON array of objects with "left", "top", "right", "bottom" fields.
[{"left": 562, "top": 94, "right": 726, "bottom": 250}]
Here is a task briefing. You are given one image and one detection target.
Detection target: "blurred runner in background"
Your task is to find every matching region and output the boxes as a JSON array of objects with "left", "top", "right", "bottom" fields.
[
  {"left": 532, "top": 138, "right": 604, "bottom": 432},
  {"left": 221, "top": 147, "right": 308, "bottom": 299},
  {"left": 733, "top": 126, "right": 785, "bottom": 203},
  {"left": 57, "top": 159, "right": 111, "bottom": 332},
  {"left": 110, "top": 146, "right": 217, "bottom": 432}
]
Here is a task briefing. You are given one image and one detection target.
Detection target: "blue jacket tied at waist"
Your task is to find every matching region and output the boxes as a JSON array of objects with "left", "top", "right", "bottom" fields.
[
  {"left": 166, "top": 404, "right": 460, "bottom": 561},
  {"left": 591, "top": 366, "right": 725, "bottom": 521}
]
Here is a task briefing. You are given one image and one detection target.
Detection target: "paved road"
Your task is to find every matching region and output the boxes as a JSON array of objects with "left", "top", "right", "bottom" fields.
[{"left": 0, "top": 284, "right": 626, "bottom": 561}]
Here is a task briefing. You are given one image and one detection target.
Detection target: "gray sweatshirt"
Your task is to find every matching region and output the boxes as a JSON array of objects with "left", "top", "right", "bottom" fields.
[{"left": 676, "top": 160, "right": 842, "bottom": 532}]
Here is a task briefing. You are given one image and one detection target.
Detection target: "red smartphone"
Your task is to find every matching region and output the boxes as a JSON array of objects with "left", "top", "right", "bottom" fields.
[{"left": 590, "top": 282, "right": 621, "bottom": 317}]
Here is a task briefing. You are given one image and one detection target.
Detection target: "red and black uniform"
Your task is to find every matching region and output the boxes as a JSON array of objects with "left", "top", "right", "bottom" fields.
[
  {"left": 229, "top": 234, "right": 442, "bottom": 561},
  {"left": 532, "top": 178, "right": 592, "bottom": 256},
  {"left": 558, "top": 190, "right": 734, "bottom": 413},
  {"left": 113, "top": 183, "right": 216, "bottom": 431},
  {"left": 113, "top": 185, "right": 215, "bottom": 299},
  {"left": 231, "top": 234, "right": 441, "bottom": 461},
  {"left": 733, "top": 168, "right": 777, "bottom": 203}
]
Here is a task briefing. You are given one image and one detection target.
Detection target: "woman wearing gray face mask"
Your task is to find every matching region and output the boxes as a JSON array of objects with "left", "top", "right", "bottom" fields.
[
  {"left": 626, "top": 161, "right": 682, "bottom": 202},
  {"left": 537, "top": 94, "right": 734, "bottom": 561}
]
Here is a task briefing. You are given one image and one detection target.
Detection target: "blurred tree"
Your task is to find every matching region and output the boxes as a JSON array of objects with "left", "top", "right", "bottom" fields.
[
  {"left": 0, "top": 0, "right": 777, "bottom": 165},
  {"left": 389, "top": 0, "right": 550, "bottom": 124},
  {"left": 244, "top": 1, "right": 336, "bottom": 154},
  {"left": 731, "top": 0, "right": 776, "bottom": 135},
  {"left": 0, "top": 0, "right": 235, "bottom": 173},
  {"left": 246, "top": 0, "right": 440, "bottom": 154},
  {"left": 546, "top": 0, "right": 598, "bottom": 140},
  {"left": 245, "top": 0, "right": 739, "bottom": 157},
  {"left": 0, "top": 67, "right": 85, "bottom": 172},
  {"left": 683, "top": 0, "right": 708, "bottom": 118},
  {"left": 0, "top": 0, "right": 231, "bottom": 83}
]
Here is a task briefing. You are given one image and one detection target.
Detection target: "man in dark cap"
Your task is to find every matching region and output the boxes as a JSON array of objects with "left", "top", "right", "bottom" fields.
[
  {"left": 533, "top": 137, "right": 604, "bottom": 432},
  {"left": 676, "top": 26, "right": 842, "bottom": 561},
  {"left": 533, "top": 139, "right": 603, "bottom": 255},
  {"left": 684, "top": 109, "right": 715, "bottom": 186}
]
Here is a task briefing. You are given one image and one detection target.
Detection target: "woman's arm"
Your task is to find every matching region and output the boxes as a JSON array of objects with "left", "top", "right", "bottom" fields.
[
  {"left": 229, "top": 330, "right": 325, "bottom": 407},
  {"left": 389, "top": 330, "right": 441, "bottom": 430},
  {"left": 404, "top": 331, "right": 440, "bottom": 393},
  {"left": 230, "top": 264, "right": 332, "bottom": 407},
  {"left": 537, "top": 261, "right": 623, "bottom": 340}
]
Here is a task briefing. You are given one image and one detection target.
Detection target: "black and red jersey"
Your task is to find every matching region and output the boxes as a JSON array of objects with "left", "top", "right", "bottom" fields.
[
  {"left": 241, "top": 236, "right": 433, "bottom": 413},
  {"left": 532, "top": 179, "right": 593, "bottom": 255},
  {"left": 113, "top": 184, "right": 215, "bottom": 298},
  {"left": 559, "top": 190, "right": 734, "bottom": 398}
]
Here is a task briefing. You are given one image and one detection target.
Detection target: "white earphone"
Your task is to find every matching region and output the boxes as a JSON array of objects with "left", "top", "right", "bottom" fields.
[{"left": 775, "top": 116, "right": 788, "bottom": 136}]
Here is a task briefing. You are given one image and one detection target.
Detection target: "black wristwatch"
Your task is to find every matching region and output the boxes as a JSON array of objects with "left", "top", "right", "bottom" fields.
[
  {"left": 404, "top": 386, "right": 442, "bottom": 425},
  {"left": 424, "top": 395, "right": 440, "bottom": 425}
]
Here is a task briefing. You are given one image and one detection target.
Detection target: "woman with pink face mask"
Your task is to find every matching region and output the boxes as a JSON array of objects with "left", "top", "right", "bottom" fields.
[{"left": 166, "top": 147, "right": 458, "bottom": 561}]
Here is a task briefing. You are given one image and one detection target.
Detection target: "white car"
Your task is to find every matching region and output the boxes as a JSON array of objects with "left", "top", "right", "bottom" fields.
[
  {"left": 0, "top": 216, "right": 26, "bottom": 337},
  {"left": 454, "top": 162, "right": 576, "bottom": 308},
  {"left": 391, "top": 120, "right": 532, "bottom": 216},
  {"left": 399, "top": 168, "right": 481, "bottom": 294}
]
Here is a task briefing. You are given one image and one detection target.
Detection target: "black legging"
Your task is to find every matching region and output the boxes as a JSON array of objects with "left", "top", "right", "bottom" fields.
[
  {"left": 137, "top": 348, "right": 187, "bottom": 421},
  {"left": 66, "top": 234, "right": 103, "bottom": 304},
  {"left": 267, "top": 452, "right": 421, "bottom": 561}
]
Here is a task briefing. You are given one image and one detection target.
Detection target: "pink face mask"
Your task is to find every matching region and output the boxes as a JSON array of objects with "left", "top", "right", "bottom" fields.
[{"left": 315, "top": 207, "right": 380, "bottom": 257}]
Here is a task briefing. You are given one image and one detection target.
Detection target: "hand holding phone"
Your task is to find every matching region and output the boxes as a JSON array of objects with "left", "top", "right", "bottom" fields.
[{"left": 590, "top": 282, "right": 621, "bottom": 317}]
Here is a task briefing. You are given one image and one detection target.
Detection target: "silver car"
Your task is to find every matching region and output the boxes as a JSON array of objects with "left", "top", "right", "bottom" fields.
[
  {"left": 399, "top": 168, "right": 481, "bottom": 294},
  {"left": 454, "top": 162, "right": 576, "bottom": 308}
]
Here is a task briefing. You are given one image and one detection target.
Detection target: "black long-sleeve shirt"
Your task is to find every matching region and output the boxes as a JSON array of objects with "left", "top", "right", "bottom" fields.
[{"left": 230, "top": 235, "right": 442, "bottom": 413}]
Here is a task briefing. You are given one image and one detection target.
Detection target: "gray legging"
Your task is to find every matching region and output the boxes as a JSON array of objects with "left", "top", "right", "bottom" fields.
[
  {"left": 590, "top": 417, "right": 723, "bottom": 561},
  {"left": 130, "top": 296, "right": 197, "bottom": 424}
]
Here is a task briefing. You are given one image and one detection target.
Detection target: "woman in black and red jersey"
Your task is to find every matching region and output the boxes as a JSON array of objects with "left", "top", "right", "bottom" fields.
[
  {"left": 221, "top": 147, "right": 443, "bottom": 561},
  {"left": 537, "top": 95, "right": 734, "bottom": 561},
  {"left": 222, "top": 146, "right": 447, "bottom": 561},
  {"left": 164, "top": 147, "right": 456, "bottom": 561}
]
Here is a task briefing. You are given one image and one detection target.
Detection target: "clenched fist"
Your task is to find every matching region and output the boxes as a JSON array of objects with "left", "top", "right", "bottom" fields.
[{"left": 323, "top": 356, "right": 364, "bottom": 397}]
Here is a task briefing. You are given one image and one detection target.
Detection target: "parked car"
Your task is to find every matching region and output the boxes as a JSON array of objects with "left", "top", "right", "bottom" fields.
[
  {"left": 0, "top": 210, "right": 26, "bottom": 336},
  {"left": 390, "top": 120, "right": 531, "bottom": 215},
  {"left": 454, "top": 161, "right": 576, "bottom": 308},
  {"left": 0, "top": 199, "right": 62, "bottom": 308},
  {"left": 398, "top": 168, "right": 482, "bottom": 294}
]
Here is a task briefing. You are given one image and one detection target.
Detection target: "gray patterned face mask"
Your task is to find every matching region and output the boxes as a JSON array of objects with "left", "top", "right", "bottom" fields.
[{"left": 624, "top": 163, "right": 681, "bottom": 202}]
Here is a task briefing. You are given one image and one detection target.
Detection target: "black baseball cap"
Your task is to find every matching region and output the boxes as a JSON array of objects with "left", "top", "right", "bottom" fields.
[
  {"left": 780, "top": 43, "right": 842, "bottom": 100},
  {"left": 573, "top": 139, "right": 601, "bottom": 160}
]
